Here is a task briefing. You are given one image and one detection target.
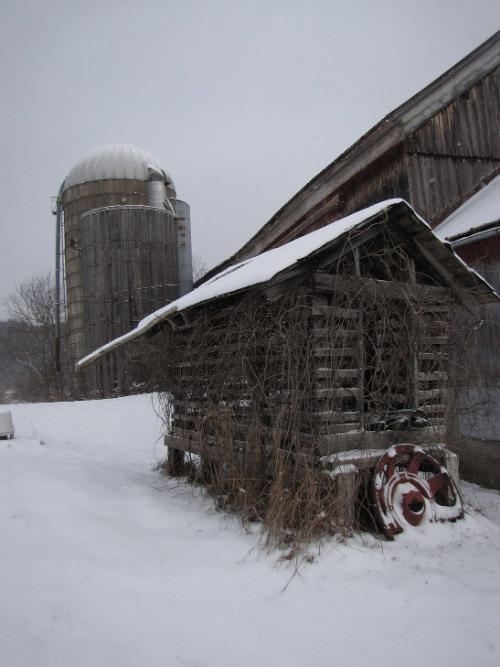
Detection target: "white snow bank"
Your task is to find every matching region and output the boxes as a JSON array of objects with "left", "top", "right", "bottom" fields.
[
  {"left": 1, "top": 395, "right": 500, "bottom": 667},
  {"left": 435, "top": 174, "right": 500, "bottom": 240}
]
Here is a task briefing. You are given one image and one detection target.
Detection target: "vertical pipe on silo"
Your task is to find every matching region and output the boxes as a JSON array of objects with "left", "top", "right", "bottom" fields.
[
  {"left": 173, "top": 199, "right": 193, "bottom": 296},
  {"left": 54, "top": 182, "right": 65, "bottom": 373},
  {"left": 147, "top": 167, "right": 168, "bottom": 209}
]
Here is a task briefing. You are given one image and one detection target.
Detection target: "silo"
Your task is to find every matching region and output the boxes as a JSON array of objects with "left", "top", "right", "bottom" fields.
[{"left": 58, "top": 143, "right": 192, "bottom": 395}]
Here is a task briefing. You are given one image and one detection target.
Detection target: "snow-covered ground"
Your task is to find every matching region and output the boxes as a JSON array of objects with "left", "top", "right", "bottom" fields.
[{"left": 1, "top": 395, "right": 499, "bottom": 667}]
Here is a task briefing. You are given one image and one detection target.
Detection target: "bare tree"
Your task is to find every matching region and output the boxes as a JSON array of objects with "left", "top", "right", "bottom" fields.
[
  {"left": 192, "top": 254, "right": 208, "bottom": 283},
  {"left": 2, "top": 273, "right": 59, "bottom": 401}
]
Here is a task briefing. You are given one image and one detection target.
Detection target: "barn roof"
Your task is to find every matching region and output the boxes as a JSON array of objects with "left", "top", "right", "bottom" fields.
[
  {"left": 201, "top": 31, "right": 500, "bottom": 281},
  {"left": 77, "top": 199, "right": 497, "bottom": 369},
  {"left": 434, "top": 173, "right": 500, "bottom": 242}
]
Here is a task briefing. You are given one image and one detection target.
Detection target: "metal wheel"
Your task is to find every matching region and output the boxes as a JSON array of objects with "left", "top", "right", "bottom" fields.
[{"left": 372, "top": 444, "right": 463, "bottom": 538}]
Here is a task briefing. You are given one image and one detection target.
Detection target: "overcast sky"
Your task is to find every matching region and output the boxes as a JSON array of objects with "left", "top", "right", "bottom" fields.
[{"left": 0, "top": 0, "right": 499, "bottom": 317}]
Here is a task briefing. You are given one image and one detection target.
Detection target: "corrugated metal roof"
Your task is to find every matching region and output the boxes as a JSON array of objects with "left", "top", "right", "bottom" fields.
[{"left": 63, "top": 143, "right": 175, "bottom": 191}]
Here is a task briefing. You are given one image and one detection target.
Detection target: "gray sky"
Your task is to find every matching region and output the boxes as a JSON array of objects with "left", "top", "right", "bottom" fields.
[{"left": 1, "top": 0, "right": 499, "bottom": 317}]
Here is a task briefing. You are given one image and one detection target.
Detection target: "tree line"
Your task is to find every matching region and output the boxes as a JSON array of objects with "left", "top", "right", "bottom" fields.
[{"left": 0, "top": 273, "right": 59, "bottom": 402}]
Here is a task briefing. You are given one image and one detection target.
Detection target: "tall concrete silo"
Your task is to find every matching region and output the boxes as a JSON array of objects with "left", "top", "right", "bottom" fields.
[{"left": 55, "top": 143, "right": 192, "bottom": 395}]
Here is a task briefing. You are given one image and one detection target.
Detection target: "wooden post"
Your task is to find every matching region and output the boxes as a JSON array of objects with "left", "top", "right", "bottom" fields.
[
  {"left": 165, "top": 434, "right": 185, "bottom": 475},
  {"left": 444, "top": 449, "right": 460, "bottom": 487},
  {"left": 335, "top": 465, "right": 358, "bottom": 528},
  {"left": 408, "top": 257, "right": 419, "bottom": 409},
  {"left": 353, "top": 248, "right": 365, "bottom": 429}
]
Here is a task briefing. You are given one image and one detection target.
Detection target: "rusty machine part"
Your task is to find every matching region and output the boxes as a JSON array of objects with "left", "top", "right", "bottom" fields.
[{"left": 372, "top": 444, "right": 463, "bottom": 538}]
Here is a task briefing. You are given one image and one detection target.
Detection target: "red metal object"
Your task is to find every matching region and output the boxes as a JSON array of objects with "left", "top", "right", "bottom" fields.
[{"left": 372, "top": 444, "right": 464, "bottom": 538}]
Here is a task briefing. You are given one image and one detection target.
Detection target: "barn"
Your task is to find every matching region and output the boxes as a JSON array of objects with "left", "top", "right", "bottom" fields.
[
  {"left": 197, "top": 30, "right": 500, "bottom": 488},
  {"left": 434, "top": 174, "right": 500, "bottom": 485},
  {"left": 79, "top": 199, "right": 497, "bottom": 541}
]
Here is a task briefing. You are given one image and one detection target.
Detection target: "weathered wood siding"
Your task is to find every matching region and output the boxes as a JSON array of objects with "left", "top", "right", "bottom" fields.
[
  {"left": 278, "top": 66, "right": 500, "bottom": 247},
  {"left": 276, "top": 148, "right": 410, "bottom": 246},
  {"left": 455, "top": 238, "right": 500, "bottom": 383},
  {"left": 406, "top": 67, "right": 500, "bottom": 224},
  {"left": 200, "top": 52, "right": 499, "bottom": 282}
]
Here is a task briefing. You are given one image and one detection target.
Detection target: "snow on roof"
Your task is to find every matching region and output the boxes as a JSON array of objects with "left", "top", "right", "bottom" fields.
[
  {"left": 434, "top": 174, "right": 500, "bottom": 241},
  {"left": 77, "top": 198, "right": 494, "bottom": 369},
  {"left": 63, "top": 143, "right": 175, "bottom": 192},
  {"left": 78, "top": 200, "right": 404, "bottom": 368}
]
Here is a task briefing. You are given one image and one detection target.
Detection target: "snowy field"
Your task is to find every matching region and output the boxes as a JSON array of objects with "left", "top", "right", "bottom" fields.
[{"left": 1, "top": 395, "right": 499, "bottom": 667}]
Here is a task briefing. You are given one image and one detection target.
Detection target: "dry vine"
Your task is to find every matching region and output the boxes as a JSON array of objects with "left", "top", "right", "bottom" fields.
[{"left": 133, "top": 225, "right": 492, "bottom": 554}]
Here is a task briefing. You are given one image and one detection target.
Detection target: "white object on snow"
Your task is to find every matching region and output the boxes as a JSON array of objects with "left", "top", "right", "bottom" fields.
[{"left": 0, "top": 411, "right": 14, "bottom": 439}]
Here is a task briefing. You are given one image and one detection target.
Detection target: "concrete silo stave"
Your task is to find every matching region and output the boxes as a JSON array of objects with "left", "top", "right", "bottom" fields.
[{"left": 58, "top": 143, "right": 192, "bottom": 395}]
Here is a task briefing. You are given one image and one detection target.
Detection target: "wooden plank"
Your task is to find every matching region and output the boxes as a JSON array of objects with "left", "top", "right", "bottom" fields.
[
  {"left": 315, "top": 387, "right": 362, "bottom": 398},
  {"left": 312, "top": 328, "right": 358, "bottom": 338},
  {"left": 418, "top": 388, "right": 446, "bottom": 399},
  {"left": 418, "top": 352, "right": 448, "bottom": 360},
  {"left": 321, "top": 442, "right": 448, "bottom": 470},
  {"left": 422, "top": 336, "right": 448, "bottom": 345},
  {"left": 420, "top": 404, "right": 446, "bottom": 414},
  {"left": 305, "top": 410, "right": 359, "bottom": 423},
  {"left": 312, "top": 347, "right": 357, "bottom": 358},
  {"left": 318, "top": 422, "right": 361, "bottom": 434},
  {"left": 313, "top": 271, "right": 449, "bottom": 298},
  {"left": 408, "top": 257, "right": 419, "bottom": 409},
  {"left": 417, "top": 371, "right": 447, "bottom": 380},
  {"left": 312, "top": 368, "right": 359, "bottom": 379},
  {"left": 318, "top": 425, "right": 446, "bottom": 456},
  {"left": 352, "top": 250, "right": 366, "bottom": 430},
  {"left": 311, "top": 305, "right": 359, "bottom": 319},
  {"left": 165, "top": 434, "right": 319, "bottom": 466}
]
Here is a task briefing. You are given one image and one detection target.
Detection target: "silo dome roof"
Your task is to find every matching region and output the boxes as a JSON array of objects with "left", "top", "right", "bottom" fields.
[{"left": 63, "top": 143, "right": 175, "bottom": 193}]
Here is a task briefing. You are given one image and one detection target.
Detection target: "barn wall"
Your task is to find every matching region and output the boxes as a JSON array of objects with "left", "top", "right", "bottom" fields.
[
  {"left": 275, "top": 148, "right": 410, "bottom": 246},
  {"left": 455, "top": 237, "right": 500, "bottom": 382},
  {"left": 206, "top": 64, "right": 500, "bottom": 274},
  {"left": 450, "top": 237, "right": 500, "bottom": 488},
  {"left": 406, "top": 67, "right": 500, "bottom": 225}
]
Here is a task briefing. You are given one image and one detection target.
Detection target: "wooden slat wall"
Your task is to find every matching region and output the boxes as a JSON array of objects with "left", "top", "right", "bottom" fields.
[
  {"left": 311, "top": 270, "right": 451, "bottom": 438},
  {"left": 168, "top": 269, "right": 453, "bottom": 463},
  {"left": 406, "top": 67, "right": 500, "bottom": 224},
  {"left": 308, "top": 295, "right": 363, "bottom": 435}
]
